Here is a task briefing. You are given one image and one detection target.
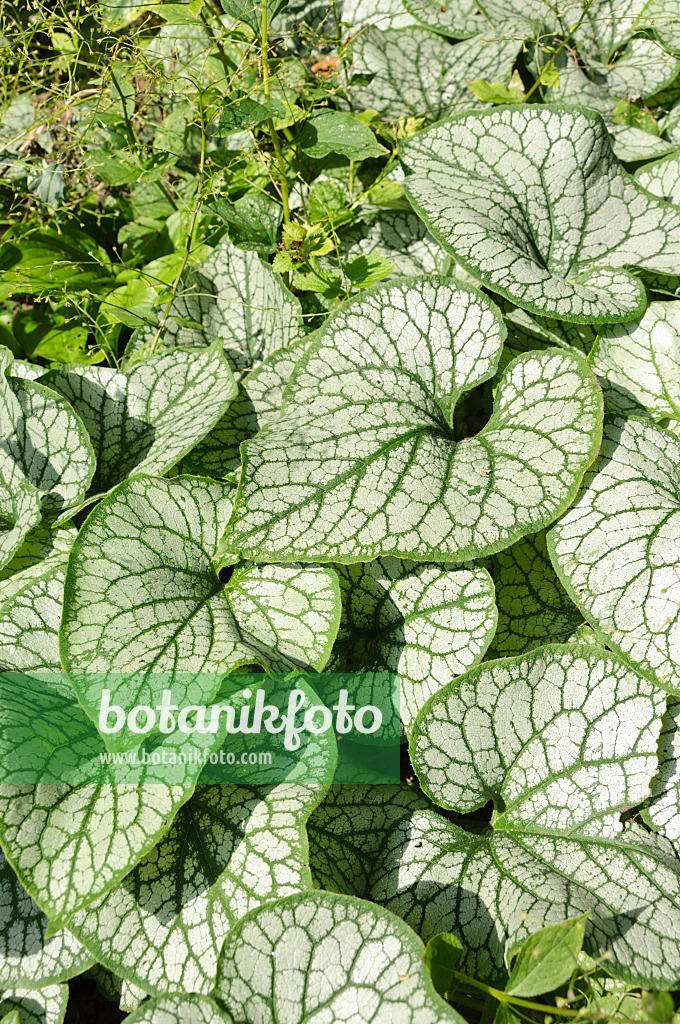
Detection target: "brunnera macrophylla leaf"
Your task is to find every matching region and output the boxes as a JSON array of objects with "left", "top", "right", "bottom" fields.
[
  {"left": 0, "top": 556, "right": 67, "bottom": 671},
  {"left": 573, "top": 0, "right": 650, "bottom": 59},
  {"left": 364, "top": 807, "right": 680, "bottom": 988},
  {"left": 1, "top": 351, "right": 95, "bottom": 518},
  {"left": 122, "top": 994, "right": 231, "bottom": 1024},
  {"left": 499, "top": 299, "right": 597, "bottom": 356},
  {"left": 401, "top": 106, "right": 680, "bottom": 324},
  {"left": 67, "top": 782, "right": 331, "bottom": 996},
  {"left": 0, "top": 666, "right": 232, "bottom": 931},
  {"left": 608, "top": 125, "right": 679, "bottom": 164},
  {"left": 330, "top": 558, "right": 497, "bottom": 731},
  {"left": 643, "top": 696, "right": 680, "bottom": 841},
  {"left": 351, "top": 26, "right": 523, "bottom": 122},
  {"left": 40, "top": 341, "right": 237, "bottom": 496},
  {"left": 0, "top": 850, "right": 93, "bottom": 988},
  {"left": 637, "top": 152, "right": 680, "bottom": 208},
  {"left": 0, "top": 549, "right": 253, "bottom": 931},
  {"left": 411, "top": 644, "right": 665, "bottom": 823},
  {"left": 179, "top": 334, "right": 311, "bottom": 479},
  {"left": 0, "top": 985, "right": 68, "bottom": 1024},
  {"left": 397, "top": 645, "right": 680, "bottom": 987},
  {"left": 131, "top": 236, "right": 301, "bottom": 374},
  {"left": 487, "top": 530, "right": 584, "bottom": 659},
  {"left": 214, "top": 891, "right": 466, "bottom": 1024},
  {"left": 638, "top": 0, "right": 680, "bottom": 52},
  {"left": 542, "top": 42, "right": 679, "bottom": 133},
  {"left": 547, "top": 417, "right": 680, "bottom": 693},
  {"left": 588, "top": 301, "right": 680, "bottom": 424},
  {"left": 221, "top": 278, "right": 603, "bottom": 565},
  {"left": 306, "top": 784, "right": 432, "bottom": 895},
  {"left": 60, "top": 474, "right": 341, "bottom": 750}
]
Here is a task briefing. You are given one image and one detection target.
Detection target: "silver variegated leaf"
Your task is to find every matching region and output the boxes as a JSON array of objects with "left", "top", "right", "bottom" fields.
[
  {"left": 401, "top": 106, "right": 680, "bottom": 322},
  {"left": 60, "top": 474, "right": 340, "bottom": 749},
  {"left": 589, "top": 301, "right": 680, "bottom": 424},
  {"left": 0, "top": 986, "right": 68, "bottom": 1024},
  {"left": 41, "top": 341, "right": 237, "bottom": 495},
  {"left": 637, "top": 152, "right": 680, "bottom": 207},
  {"left": 352, "top": 25, "right": 523, "bottom": 121},
  {"left": 122, "top": 995, "right": 231, "bottom": 1024},
  {"left": 331, "top": 557, "right": 497, "bottom": 729},
  {"left": 548, "top": 416, "right": 680, "bottom": 693},
  {"left": 488, "top": 531, "right": 584, "bottom": 658},
  {"left": 307, "top": 783, "right": 431, "bottom": 894},
  {"left": 179, "top": 335, "right": 311, "bottom": 479},
  {"left": 223, "top": 278, "right": 602, "bottom": 564},
  {"left": 214, "top": 891, "right": 465, "bottom": 1024},
  {"left": 68, "top": 783, "right": 331, "bottom": 996},
  {"left": 0, "top": 851, "right": 93, "bottom": 987},
  {"left": 644, "top": 697, "right": 680, "bottom": 841},
  {"left": 401, "top": 645, "right": 679, "bottom": 987},
  {"left": 133, "top": 236, "right": 301, "bottom": 372}
]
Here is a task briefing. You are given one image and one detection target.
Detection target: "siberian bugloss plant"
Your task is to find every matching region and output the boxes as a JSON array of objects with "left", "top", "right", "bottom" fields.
[{"left": 1, "top": 0, "right": 680, "bottom": 1021}]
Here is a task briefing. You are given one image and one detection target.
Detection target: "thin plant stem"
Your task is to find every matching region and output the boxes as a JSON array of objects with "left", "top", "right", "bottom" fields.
[
  {"left": 261, "top": 0, "right": 291, "bottom": 228},
  {"left": 146, "top": 87, "right": 208, "bottom": 358}
]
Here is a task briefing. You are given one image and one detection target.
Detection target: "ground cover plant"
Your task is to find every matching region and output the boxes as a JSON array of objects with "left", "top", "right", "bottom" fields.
[{"left": 2, "top": 0, "right": 680, "bottom": 1021}]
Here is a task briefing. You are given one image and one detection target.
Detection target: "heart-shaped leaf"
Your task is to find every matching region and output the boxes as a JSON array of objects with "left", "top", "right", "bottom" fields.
[
  {"left": 589, "top": 301, "right": 680, "bottom": 424},
  {"left": 331, "top": 557, "right": 497, "bottom": 729},
  {"left": 68, "top": 781, "right": 332, "bottom": 995},
  {"left": 488, "top": 530, "right": 584, "bottom": 658},
  {"left": 41, "top": 341, "right": 236, "bottom": 496},
  {"left": 214, "top": 891, "right": 465, "bottom": 1024},
  {"left": 400, "top": 645, "right": 678, "bottom": 987},
  {"left": 0, "top": 554, "right": 237, "bottom": 929},
  {"left": 222, "top": 278, "right": 602, "bottom": 563},
  {"left": 401, "top": 106, "right": 680, "bottom": 323},
  {"left": 548, "top": 416, "right": 680, "bottom": 692},
  {"left": 404, "top": 0, "right": 559, "bottom": 37},
  {"left": 60, "top": 475, "right": 340, "bottom": 749}
]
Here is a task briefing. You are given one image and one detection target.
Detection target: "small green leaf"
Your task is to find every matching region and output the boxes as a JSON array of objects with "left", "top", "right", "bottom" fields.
[
  {"left": 298, "top": 111, "right": 388, "bottom": 161},
  {"left": 216, "top": 97, "right": 285, "bottom": 135},
  {"left": 211, "top": 194, "right": 282, "bottom": 253},
  {"left": 424, "top": 932, "right": 464, "bottom": 998},
  {"left": 467, "top": 76, "right": 525, "bottom": 104},
  {"left": 506, "top": 914, "right": 588, "bottom": 997}
]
